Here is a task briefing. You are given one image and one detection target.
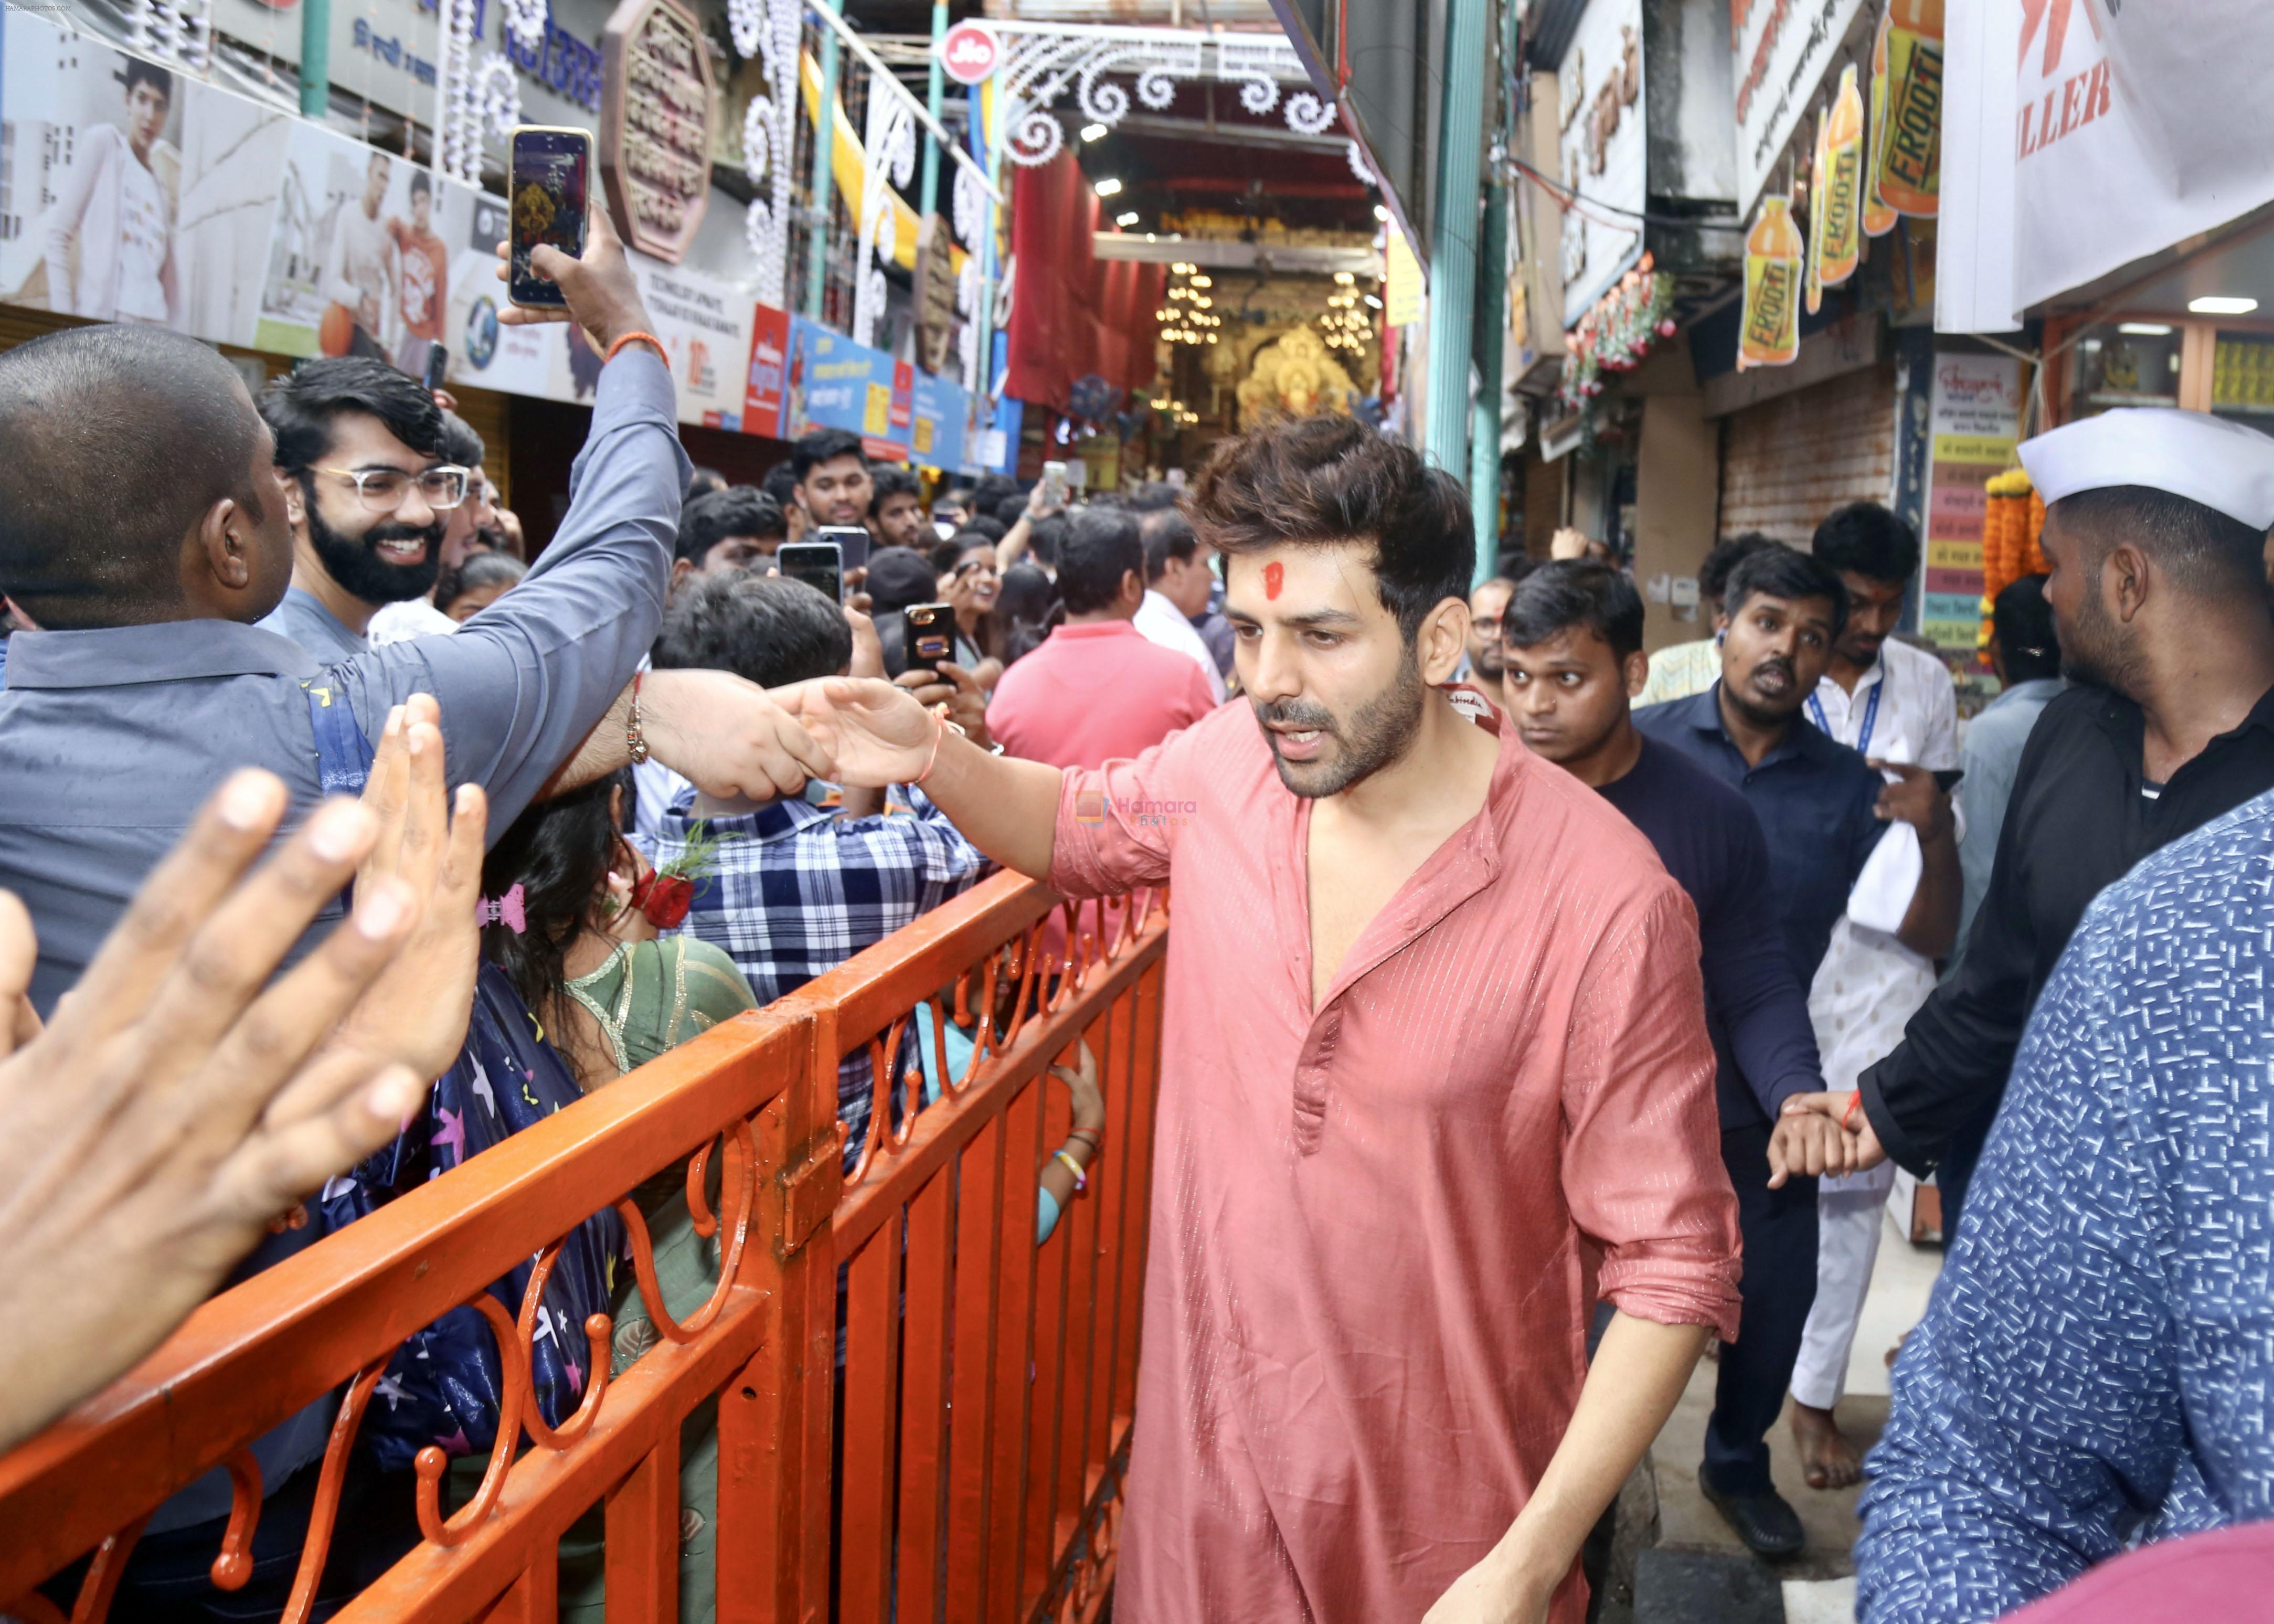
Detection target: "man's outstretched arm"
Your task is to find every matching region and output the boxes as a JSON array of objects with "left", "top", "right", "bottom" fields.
[{"left": 777, "top": 677, "right": 1064, "bottom": 879}]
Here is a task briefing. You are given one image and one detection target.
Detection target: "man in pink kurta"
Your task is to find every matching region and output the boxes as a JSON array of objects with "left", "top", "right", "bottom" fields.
[
  {"left": 1048, "top": 695, "right": 1741, "bottom": 1622},
  {"left": 783, "top": 415, "right": 1744, "bottom": 1621}
]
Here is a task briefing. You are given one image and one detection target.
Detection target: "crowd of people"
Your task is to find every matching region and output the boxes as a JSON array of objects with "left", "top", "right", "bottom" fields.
[{"left": 6, "top": 201, "right": 2274, "bottom": 1624}]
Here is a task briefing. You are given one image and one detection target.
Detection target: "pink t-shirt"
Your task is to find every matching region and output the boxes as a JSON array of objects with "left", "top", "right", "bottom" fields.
[{"left": 986, "top": 619, "right": 1218, "bottom": 770}]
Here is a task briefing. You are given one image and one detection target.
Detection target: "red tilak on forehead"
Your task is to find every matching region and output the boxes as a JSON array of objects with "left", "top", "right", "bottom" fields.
[{"left": 1264, "top": 561, "right": 1284, "bottom": 600}]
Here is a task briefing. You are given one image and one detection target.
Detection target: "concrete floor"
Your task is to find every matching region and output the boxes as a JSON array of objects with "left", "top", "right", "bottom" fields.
[{"left": 1630, "top": 1208, "right": 1944, "bottom": 1623}]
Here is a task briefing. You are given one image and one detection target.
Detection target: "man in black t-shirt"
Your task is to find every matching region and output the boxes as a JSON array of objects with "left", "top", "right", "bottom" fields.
[{"left": 1504, "top": 561, "right": 1848, "bottom": 1559}]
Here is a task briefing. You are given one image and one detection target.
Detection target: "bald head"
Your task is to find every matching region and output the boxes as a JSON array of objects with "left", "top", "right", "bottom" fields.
[{"left": 0, "top": 326, "right": 277, "bottom": 628}]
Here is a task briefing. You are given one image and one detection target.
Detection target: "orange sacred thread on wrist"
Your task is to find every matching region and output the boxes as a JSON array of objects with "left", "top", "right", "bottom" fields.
[
  {"left": 605, "top": 331, "right": 670, "bottom": 373},
  {"left": 1842, "top": 1091, "right": 1863, "bottom": 1131}
]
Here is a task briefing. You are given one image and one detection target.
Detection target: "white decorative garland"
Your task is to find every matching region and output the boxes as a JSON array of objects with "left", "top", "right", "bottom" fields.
[
  {"left": 980, "top": 27, "right": 1309, "bottom": 168},
  {"left": 136, "top": 0, "right": 211, "bottom": 71},
  {"left": 732, "top": 0, "right": 800, "bottom": 306},
  {"left": 957, "top": 258, "right": 983, "bottom": 392},
  {"left": 437, "top": 0, "right": 523, "bottom": 186},
  {"left": 851, "top": 91, "right": 915, "bottom": 349},
  {"left": 952, "top": 163, "right": 989, "bottom": 252}
]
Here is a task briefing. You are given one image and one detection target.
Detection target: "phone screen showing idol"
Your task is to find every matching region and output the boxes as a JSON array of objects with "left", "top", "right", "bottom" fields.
[{"left": 508, "top": 128, "right": 591, "bottom": 308}]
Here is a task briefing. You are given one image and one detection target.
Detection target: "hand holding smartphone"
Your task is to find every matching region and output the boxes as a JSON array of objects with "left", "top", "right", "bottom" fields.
[
  {"left": 904, "top": 603, "right": 954, "bottom": 677},
  {"left": 777, "top": 541, "right": 844, "bottom": 603},
  {"left": 508, "top": 127, "right": 592, "bottom": 309},
  {"left": 495, "top": 128, "right": 656, "bottom": 357}
]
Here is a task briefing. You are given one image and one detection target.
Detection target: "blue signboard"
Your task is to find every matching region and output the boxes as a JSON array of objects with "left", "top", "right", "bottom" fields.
[
  {"left": 784, "top": 319, "right": 910, "bottom": 459},
  {"left": 910, "top": 370, "right": 967, "bottom": 474}
]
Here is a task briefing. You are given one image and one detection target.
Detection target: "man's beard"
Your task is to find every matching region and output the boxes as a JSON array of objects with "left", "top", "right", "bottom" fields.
[
  {"left": 1252, "top": 648, "right": 1429, "bottom": 799},
  {"left": 1470, "top": 644, "right": 1505, "bottom": 682},
  {"left": 306, "top": 500, "right": 443, "bottom": 605},
  {"left": 2059, "top": 586, "right": 2143, "bottom": 697}
]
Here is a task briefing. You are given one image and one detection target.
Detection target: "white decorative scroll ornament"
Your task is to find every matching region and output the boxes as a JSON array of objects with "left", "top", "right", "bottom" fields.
[
  {"left": 730, "top": 0, "right": 799, "bottom": 306},
  {"left": 975, "top": 24, "right": 1312, "bottom": 168},
  {"left": 1347, "top": 137, "right": 1373, "bottom": 186},
  {"left": 136, "top": 0, "right": 211, "bottom": 69},
  {"left": 852, "top": 91, "right": 916, "bottom": 350},
  {"left": 952, "top": 163, "right": 989, "bottom": 252},
  {"left": 957, "top": 258, "right": 983, "bottom": 391},
  {"left": 1285, "top": 89, "right": 1337, "bottom": 135},
  {"left": 437, "top": 0, "right": 535, "bottom": 186}
]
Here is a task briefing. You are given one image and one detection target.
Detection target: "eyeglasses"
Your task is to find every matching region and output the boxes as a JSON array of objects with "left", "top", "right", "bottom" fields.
[
  {"left": 307, "top": 463, "right": 471, "bottom": 513},
  {"left": 952, "top": 560, "right": 999, "bottom": 581},
  {"left": 1472, "top": 615, "right": 1504, "bottom": 635}
]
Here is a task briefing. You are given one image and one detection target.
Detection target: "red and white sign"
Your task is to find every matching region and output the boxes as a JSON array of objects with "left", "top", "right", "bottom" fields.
[{"left": 939, "top": 21, "right": 1002, "bottom": 86}]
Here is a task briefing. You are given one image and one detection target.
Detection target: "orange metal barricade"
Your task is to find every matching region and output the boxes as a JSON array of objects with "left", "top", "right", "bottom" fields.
[{"left": 0, "top": 874, "right": 1167, "bottom": 1624}]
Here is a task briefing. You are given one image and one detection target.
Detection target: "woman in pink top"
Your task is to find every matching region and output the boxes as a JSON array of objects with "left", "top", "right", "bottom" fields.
[{"left": 787, "top": 417, "right": 1740, "bottom": 1623}]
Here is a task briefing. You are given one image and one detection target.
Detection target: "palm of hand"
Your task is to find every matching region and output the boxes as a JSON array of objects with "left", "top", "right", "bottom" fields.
[{"left": 779, "top": 679, "right": 933, "bottom": 787}]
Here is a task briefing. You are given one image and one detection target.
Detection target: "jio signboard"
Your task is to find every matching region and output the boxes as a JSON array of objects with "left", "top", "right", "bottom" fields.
[{"left": 939, "top": 21, "right": 1002, "bottom": 86}]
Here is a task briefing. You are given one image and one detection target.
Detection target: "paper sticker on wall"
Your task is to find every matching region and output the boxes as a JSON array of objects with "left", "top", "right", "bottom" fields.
[
  {"left": 1739, "top": 194, "right": 1802, "bottom": 370},
  {"left": 1864, "top": 7, "right": 1899, "bottom": 237},
  {"left": 1876, "top": 0, "right": 1942, "bottom": 218}
]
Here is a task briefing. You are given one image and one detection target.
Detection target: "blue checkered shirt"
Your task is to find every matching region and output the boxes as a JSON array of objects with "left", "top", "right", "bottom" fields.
[{"left": 652, "top": 786, "right": 987, "bottom": 1169}]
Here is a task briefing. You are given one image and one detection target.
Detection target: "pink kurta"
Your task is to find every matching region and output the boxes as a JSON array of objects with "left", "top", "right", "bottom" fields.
[{"left": 1048, "top": 697, "right": 1742, "bottom": 1624}]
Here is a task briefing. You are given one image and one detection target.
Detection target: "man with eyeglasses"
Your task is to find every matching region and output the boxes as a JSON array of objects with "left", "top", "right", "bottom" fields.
[
  {"left": 254, "top": 357, "right": 474, "bottom": 660},
  {"left": 1457, "top": 575, "right": 1517, "bottom": 686}
]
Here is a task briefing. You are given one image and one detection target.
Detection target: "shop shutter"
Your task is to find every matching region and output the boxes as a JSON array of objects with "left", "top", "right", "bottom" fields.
[
  {"left": 1718, "top": 359, "right": 1899, "bottom": 543},
  {"left": 450, "top": 383, "right": 512, "bottom": 512}
]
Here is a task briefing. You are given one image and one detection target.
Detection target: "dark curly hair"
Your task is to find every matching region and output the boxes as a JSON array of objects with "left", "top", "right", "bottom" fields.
[
  {"left": 479, "top": 769, "right": 632, "bottom": 1021},
  {"left": 1187, "top": 413, "right": 1472, "bottom": 642}
]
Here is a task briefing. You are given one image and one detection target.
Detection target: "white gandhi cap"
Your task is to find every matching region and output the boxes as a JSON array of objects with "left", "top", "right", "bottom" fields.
[{"left": 2018, "top": 406, "right": 2274, "bottom": 529}]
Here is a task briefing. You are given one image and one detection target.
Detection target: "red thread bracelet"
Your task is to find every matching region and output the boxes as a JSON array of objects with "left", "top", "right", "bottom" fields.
[
  {"left": 913, "top": 706, "right": 964, "bottom": 785},
  {"left": 1842, "top": 1091, "right": 1863, "bottom": 1131},
  {"left": 605, "top": 331, "right": 669, "bottom": 372}
]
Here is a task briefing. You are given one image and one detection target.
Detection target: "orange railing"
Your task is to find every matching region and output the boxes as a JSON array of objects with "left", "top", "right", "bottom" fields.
[{"left": 0, "top": 874, "right": 1167, "bottom": 1624}]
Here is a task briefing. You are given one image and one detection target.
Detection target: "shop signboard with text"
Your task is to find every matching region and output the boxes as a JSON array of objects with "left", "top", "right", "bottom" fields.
[
  {"left": 1919, "top": 352, "right": 2021, "bottom": 654},
  {"left": 783, "top": 319, "right": 912, "bottom": 461},
  {"left": 1733, "top": 0, "right": 1869, "bottom": 218},
  {"left": 1556, "top": 0, "right": 1648, "bottom": 328}
]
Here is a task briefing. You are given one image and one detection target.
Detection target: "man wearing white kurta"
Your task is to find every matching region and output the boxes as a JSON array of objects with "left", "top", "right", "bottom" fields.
[{"left": 1789, "top": 503, "right": 1959, "bottom": 1490}]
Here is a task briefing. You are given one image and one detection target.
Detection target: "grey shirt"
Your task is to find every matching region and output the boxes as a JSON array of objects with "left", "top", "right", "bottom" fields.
[
  {"left": 1948, "top": 676, "right": 2064, "bottom": 973},
  {"left": 258, "top": 585, "right": 367, "bottom": 663},
  {"left": 0, "top": 347, "right": 686, "bottom": 1018}
]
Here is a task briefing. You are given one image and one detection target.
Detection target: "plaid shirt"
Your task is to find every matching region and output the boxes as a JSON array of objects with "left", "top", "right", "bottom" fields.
[{"left": 652, "top": 786, "right": 987, "bottom": 1169}]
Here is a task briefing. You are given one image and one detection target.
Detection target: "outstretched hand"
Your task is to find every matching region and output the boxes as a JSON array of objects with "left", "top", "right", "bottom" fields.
[
  {"left": 328, "top": 695, "right": 488, "bottom": 1083},
  {"left": 773, "top": 676, "right": 943, "bottom": 788},
  {"left": 0, "top": 772, "right": 434, "bottom": 1452}
]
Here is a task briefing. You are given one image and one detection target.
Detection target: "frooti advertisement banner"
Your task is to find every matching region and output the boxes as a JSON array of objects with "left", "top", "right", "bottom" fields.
[{"left": 1, "top": 12, "right": 960, "bottom": 449}]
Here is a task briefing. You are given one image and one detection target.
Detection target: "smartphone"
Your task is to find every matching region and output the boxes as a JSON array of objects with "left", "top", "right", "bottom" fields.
[
  {"left": 777, "top": 540, "right": 843, "bottom": 603},
  {"left": 815, "top": 524, "right": 870, "bottom": 572},
  {"left": 422, "top": 343, "right": 450, "bottom": 392},
  {"left": 1041, "top": 461, "right": 1069, "bottom": 509},
  {"left": 508, "top": 126, "right": 593, "bottom": 309},
  {"left": 904, "top": 602, "right": 954, "bottom": 677}
]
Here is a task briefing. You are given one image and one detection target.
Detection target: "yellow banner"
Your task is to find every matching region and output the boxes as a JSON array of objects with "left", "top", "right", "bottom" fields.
[
  {"left": 1740, "top": 196, "right": 1803, "bottom": 369},
  {"left": 1928, "top": 539, "right": 1984, "bottom": 568},
  {"left": 1805, "top": 116, "right": 1829, "bottom": 316},
  {"left": 1385, "top": 229, "right": 1425, "bottom": 327},
  {"left": 1933, "top": 432, "right": 2016, "bottom": 464},
  {"left": 864, "top": 382, "right": 893, "bottom": 437},
  {"left": 1821, "top": 65, "right": 1865, "bottom": 285},
  {"left": 1864, "top": 7, "right": 1898, "bottom": 237},
  {"left": 1878, "top": 0, "right": 1944, "bottom": 217}
]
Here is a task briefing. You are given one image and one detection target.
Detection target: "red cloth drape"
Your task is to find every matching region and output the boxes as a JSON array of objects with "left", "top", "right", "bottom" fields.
[{"left": 1004, "top": 151, "right": 1164, "bottom": 413}]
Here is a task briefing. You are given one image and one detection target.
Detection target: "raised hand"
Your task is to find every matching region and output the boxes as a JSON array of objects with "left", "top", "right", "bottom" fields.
[
  {"left": 772, "top": 676, "right": 941, "bottom": 788},
  {"left": 0, "top": 773, "right": 431, "bottom": 1451},
  {"left": 329, "top": 694, "right": 488, "bottom": 1083},
  {"left": 494, "top": 195, "right": 656, "bottom": 357}
]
